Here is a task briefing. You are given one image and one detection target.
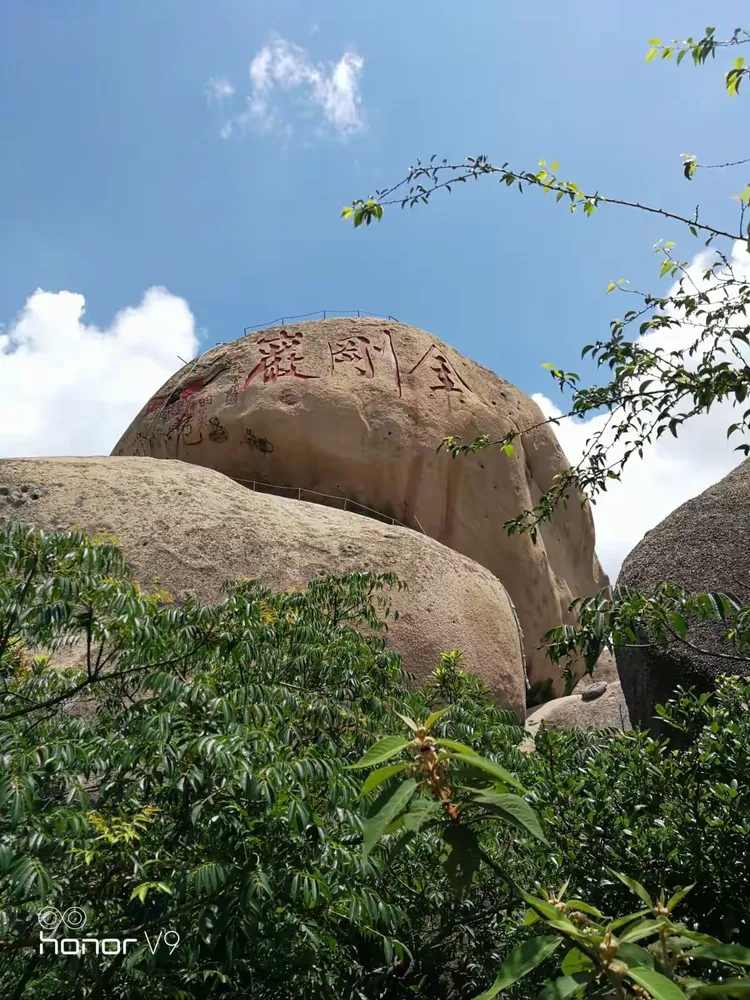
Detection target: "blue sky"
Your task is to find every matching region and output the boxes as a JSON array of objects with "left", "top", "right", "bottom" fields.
[{"left": 1, "top": 0, "right": 748, "bottom": 574}]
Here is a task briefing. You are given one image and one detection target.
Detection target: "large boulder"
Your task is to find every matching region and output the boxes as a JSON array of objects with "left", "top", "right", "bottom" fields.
[
  {"left": 112, "top": 318, "right": 607, "bottom": 696},
  {"left": 615, "top": 459, "right": 750, "bottom": 734},
  {"left": 0, "top": 456, "right": 527, "bottom": 716},
  {"left": 525, "top": 681, "right": 631, "bottom": 734}
]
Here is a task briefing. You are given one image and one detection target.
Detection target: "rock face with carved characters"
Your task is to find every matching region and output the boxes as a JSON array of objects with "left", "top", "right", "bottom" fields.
[
  {"left": 0, "top": 456, "right": 527, "bottom": 716},
  {"left": 112, "top": 317, "right": 608, "bottom": 697}
]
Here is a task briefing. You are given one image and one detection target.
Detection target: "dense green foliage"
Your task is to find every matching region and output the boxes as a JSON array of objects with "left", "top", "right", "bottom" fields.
[
  {"left": 0, "top": 523, "right": 526, "bottom": 999},
  {"left": 521, "top": 682, "right": 750, "bottom": 945},
  {"left": 1, "top": 524, "right": 750, "bottom": 999}
]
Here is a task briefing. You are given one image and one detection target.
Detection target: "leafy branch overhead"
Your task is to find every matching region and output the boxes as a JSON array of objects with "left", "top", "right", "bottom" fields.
[{"left": 340, "top": 24, "right": 750, "bottom": 670}]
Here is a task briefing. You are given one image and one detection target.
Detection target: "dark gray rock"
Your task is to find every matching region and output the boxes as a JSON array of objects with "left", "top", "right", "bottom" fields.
[
  {"left": 581, "top": 681, "right": 608, "bottom": 702},
  {"left": 615, "top": 459, "right": 750, "bottom": 736}
]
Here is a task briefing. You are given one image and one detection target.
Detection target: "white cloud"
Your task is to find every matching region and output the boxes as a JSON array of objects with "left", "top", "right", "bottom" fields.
[
  {"left": 536, "top": 241, "right": 750, "bottom": 582},
  {"left": 213, "top": 33, "right": 365, "bottom": 140},
  {"left": 204, "top": 77, "right": 235, "bottom": 102},
  {"left": 0, "top": 287, "right": 197, "bottom": 458}
]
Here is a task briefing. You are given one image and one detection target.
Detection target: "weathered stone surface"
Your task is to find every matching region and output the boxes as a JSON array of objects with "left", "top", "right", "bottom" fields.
[
  {"left": 112, "top": 318, "right": 607, "bottom": 695},
  {"left": 580, "top": 648, "right": 619, "bottom": 687},
  {"left": 0, "top": 456, "right": 527, "bottom": 716},
  {"left": 581, "top": 681, "right": 608, "bottom": 702},
  {"left": 615, "top": 459, "right": 750, "bottom": 735},
  {"left": 525, "top": 682, "right": 631, "bottom": 733}
]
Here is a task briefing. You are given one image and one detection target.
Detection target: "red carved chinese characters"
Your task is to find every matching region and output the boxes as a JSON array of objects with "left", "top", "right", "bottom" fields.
[
  {"left": 330, "top": 335, "right": 379, "bottom": 378},
  {"left": 329, "top": 331, "right": 402, "bottom": 395},
  {"left": 242, "top": 331, "right": 319, "bottom": 389},
  {"left": 409, "top": 346, "right": 470, "bottom": 394}
]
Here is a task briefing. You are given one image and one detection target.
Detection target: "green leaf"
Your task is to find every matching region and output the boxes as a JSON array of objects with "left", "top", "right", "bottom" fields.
[
  {"left": 362, "top": 778, "right": 418, "bottom": 857},
  {"left": 503, "top": 442, "right": 515, "bottom": 458},
  {"left": 678, "top": 929, "right": 722, "bottom": 946},
  {"left": 691, "top": 979, "right": 750, "bottom": 998},
  {"left": 424, "top": 707, "right": 451, "bottom": 731},
  {"left": 620, "top": 919, "right": 665, "bottom": 943},
  {"left": 130, "top": 883, "right": 151, "bottom": 903},
  {"left": 448, "top": 752, "right": 526, "bottom": 792},
  {"left": 341, "top": 206, "right": 354, "bottom": 219},
  {"left": 435, "top": 739, "right": 479, "bottom": 755},
  {"left": 560, "top": 948, "right": 594, "bottom": 975},
  {"left": 348, "top": 735, "right": 410, "bottom": 769},
  {"left": 617, "top": 943, "right": 655, "bottom": 970},
  {"left": 472, "top": 935, "right": 564, "bottom": 1000},
  {"left": 442, "top": 823, "right": 482, "bottom": 893},
  {"left": 539, "top": 973, "right": 594, "bottom": 1000},
  {"left": 608, "top": 909, "right": 651, "bottom": 931},
  {"left": 402, "top": 797, "right": 442, "bottom": 832},
  {"left": 394, "top": 711, "right": 419, "bottom": 732},
  {"left": 667, "top": 884, "right": 695, "bottom": 912},
  {"left": 607, "top": 282, "right": 617, "bottom": 293},
  {"left": 670, "top": 613, "right": 688, "bottom": 639},
  {"left": 471, "top": 789, "right": 548, "bottom": 844},
  {"left": 566, "top": 900, "right": 605, "bottom": 918},
  {"left": 626, "top": 967, "right": 685, "bottom": 1000},
  {"left": 689, "top": 944, "right": 750, "bottom": 967},
  {"left": 360, "top": 762, "right": 410, "bottom": 797},
  {"left": 646, "top": 47, "right": 659, "bottom": 63},
  {"left": 610, "top": 870, "right": 654, "bottom": 907}
]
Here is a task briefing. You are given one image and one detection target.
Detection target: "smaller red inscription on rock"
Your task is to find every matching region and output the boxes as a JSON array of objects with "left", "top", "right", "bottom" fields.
[
  {"left": 225, "top": 376, "right": 242, "bottom": 406},
  {"left": 143, "top": 396, "right": 166, "bottom": 414}
]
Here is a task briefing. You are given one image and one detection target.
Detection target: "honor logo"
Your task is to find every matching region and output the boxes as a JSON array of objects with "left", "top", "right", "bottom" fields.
[{"left": 37, "top": 906, "right": 180, "bottom": 957}]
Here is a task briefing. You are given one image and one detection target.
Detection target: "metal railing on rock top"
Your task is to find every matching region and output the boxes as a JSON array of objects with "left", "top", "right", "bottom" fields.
[
  {"left": 242, "top": 310, "right": 401, "bottom": 336},
  {"left": 230, "top": 476, "right": 425, "bottom": 533}
]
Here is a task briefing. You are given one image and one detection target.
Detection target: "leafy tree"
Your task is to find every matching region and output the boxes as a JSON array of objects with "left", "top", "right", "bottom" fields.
[
  {"left": 3, "top": 525, "right": 750, "bottom": 997},
  {"left": 520, "top": 679, "right": 750, "bottom": 945},
  {"left": 0, "top": 522, "right": 527, "bottom": 999},
  {"left": 341, "top": 24, "right": 750, "bottom": 678},
  {"left": 350, "top": 677, "right": 750, "bottom": 999}
]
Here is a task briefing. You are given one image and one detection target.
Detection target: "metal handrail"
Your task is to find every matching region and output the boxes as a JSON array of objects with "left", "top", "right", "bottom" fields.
[
  {"left": 230, "top": 476, "right": 425, "bottom": 533},
  {"left": 242, "top": 310, "right": 401, "bottom": 336}
]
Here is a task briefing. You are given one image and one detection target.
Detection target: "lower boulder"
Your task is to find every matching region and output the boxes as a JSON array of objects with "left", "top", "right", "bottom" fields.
[
  {"left": 615, "top": 459, "right": 750, "bottom": 734},
  {"left": 0, "top": 456, "right": 527, "bottom": 716},
  {"left": 525, "top": 651, "right": 630, "bottom": 734},
  {"left": 525, "top": 680, "right": 631, "bottom": 734}
]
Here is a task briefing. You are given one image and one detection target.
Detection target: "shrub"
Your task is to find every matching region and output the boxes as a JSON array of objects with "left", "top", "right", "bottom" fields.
[
  {"left": 0, "top": 523, "right": 522, "bottom": 999},
  {"left": 519, "top": 680, "right": 750, "bottom": 945}
]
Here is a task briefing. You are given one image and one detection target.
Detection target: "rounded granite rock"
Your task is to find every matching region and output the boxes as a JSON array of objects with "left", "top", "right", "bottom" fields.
[
  {"left": 112, "top": 318, "right": 607, "bottom": 695},
  {"left": 615, "top": 458, "right": 750, "bottom": 735},
  {"left": 0, "top": 456, "right": 527, "bottom": 716},
  {"left": 525, "top": 682, "right": 631, "bottom": 733}
]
